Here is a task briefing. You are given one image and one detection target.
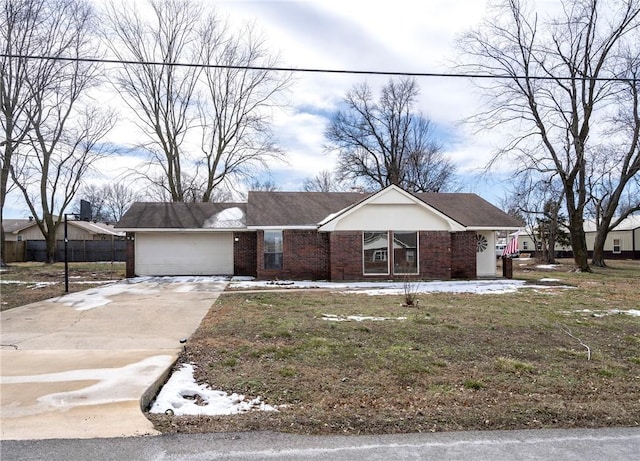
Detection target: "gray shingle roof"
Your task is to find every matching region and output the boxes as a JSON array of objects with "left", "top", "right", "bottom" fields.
[
  {"left": 415, "top": 193, "right": 522, "bottom": 228},
  {"left": 116, "top": 202, "right": 246, "bottom": 229},
  {"left": 117, "top": 189, "right": 521, "bottom": 230},
  {"left": 246, "top": 191, "right": 368, "bottom": 227}
]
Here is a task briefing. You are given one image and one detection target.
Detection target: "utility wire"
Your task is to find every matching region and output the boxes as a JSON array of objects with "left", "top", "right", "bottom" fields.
[{"left": 1, "top": 53, "right": 638, "bottom": 83}]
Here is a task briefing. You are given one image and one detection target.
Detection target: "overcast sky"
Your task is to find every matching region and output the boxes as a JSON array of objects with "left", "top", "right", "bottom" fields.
[{"left": 4, "top": 0, "right": 536, "bottom": 218}]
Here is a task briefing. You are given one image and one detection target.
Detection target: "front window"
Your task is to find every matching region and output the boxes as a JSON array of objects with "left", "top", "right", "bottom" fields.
[
  {"left": 363, "top": 231, "right": 389, "bottom": 274},
  {"left": 393, "top": 232, "right": 418, "bottom": 274},
  {"left": 264, "top": 230, "right": 283, "bottom": 270},
  {"left": 613, "top": 238, "right": 621, "bottom": 254}
]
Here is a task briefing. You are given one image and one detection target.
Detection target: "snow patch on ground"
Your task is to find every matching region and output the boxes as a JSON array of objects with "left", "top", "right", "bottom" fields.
[
  {"left": 0, "top": 280, "right": 58, "bottom": 289},
  {"left": 321, "top": 314, "right": 407, "bottom": 322},
  {"left": 536, "top": 264, "right": 561, "bottom": 270},
  {"left": 231, "top": 279, "right": 570, "bottom": 295},
  {"left": 539, "top": 278, "right": 561, "bottom": 282},
  {"left": 149, "top": 363, "right": 276, "bottom": 416}
]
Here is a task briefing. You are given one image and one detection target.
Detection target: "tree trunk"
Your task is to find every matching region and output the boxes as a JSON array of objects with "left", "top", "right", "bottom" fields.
[
  {"left": 568, "top": 214, "right": 591, "bottom": 272},
  {"left": 45, "top": 229, "right": 57, "bottom": 264},
  {"left": 0, "top": 223, "right": 6, "bottom": 268},
  {"left": 591, "top": 226, "right": 608, "bottom": 267}
]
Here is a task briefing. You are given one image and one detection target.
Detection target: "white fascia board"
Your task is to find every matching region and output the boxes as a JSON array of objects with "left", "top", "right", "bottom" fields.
[
  {"left": 466, "top": 226, "right": 521, "bottom": 231},
  {"left": 116, "top": 228, "right": 245, "bottom": 232},
  {"left": 246, "top": 225, "right": 317, "bottom": 230}
]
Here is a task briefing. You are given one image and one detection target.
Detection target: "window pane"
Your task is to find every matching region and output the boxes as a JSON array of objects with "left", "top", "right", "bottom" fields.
[
  {"left": 394, "top": 232, "right": 418, "bottom": 274},
  {"left": 264, "top": 230, "right": 283, "bottom": 269},
  {"left": 363, "top": 231, "right": 389, "bottom": 274}
]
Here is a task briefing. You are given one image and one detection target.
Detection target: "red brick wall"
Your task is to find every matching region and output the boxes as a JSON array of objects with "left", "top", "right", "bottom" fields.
[
  {"left": 418, "top": 231, "right": 452, "bottom": 279},
  {"left": 329, "top": 232, "right": 363, "bottom": 280},
  {"left": 233, "top": 232, "right": 257, "bottom": 277},
  {"left": 256, "top": 230, "right": 330, "bottom": 280},
  {"left": 451, "top": 231, "right": 477, "bottom": 279},
  {"left": 252, "top": 229, "right": 477, "bottom": 281}
]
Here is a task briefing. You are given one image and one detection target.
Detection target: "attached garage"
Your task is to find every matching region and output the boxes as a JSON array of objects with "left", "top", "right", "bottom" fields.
[
  {"left": 116, "top": 202, "right": 247, "bottom": 277},
  {"left": 135, "top": 232, "right": 234, "bottom": 276}
]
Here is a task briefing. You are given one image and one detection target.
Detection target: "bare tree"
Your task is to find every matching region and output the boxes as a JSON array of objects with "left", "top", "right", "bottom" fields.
[
  {"left": 104, "top": 0, "right": 290, "bottom": 202},
  {"left": 6, "top": 0, "right": 113, "bottom": 263},
  {"left": 326, "top": 78, "right": 455, "bottom": 193},
  {"left": 458, "top": 0, "right": 640, "bottom": 272},
  {"left": 1, "top": 0, "right": 51, "bottom": 264},
  {"left": 587, "top": 55, "right": 640, "bottom": 266},
  {"left": 75, "top": 181, "right": 140, "bottom": 222},
  {"left": 198, "top": 21, "right": 290, "bottom": 202},
  {"left": 302, "top": 170, "right": 348, "bottom": 192},
  {"left": 504, "top": 172, "right": 568, "bottom": 264}
]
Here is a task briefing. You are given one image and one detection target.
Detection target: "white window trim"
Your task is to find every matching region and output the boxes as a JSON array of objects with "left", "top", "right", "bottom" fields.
[{"left": 613, "top": 238, "right": 621, "bottom": 254}]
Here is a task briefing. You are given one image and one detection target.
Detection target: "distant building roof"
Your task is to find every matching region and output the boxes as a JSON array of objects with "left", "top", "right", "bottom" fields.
[
  {"left": 584, "top": 214, "right": 640, "bottom": 232},
  {"left": 2, "top": 218, "right": 124, "bottom": 236}
]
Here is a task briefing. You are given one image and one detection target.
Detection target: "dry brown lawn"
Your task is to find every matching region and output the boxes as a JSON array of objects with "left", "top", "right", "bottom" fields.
[{"left": 148, "top": 259, "right": 640, "bottom": 435}]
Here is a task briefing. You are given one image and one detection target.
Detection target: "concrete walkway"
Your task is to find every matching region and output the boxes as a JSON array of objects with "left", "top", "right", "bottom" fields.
[{"left": 0, "top": 276, "right": 227, "bottom": 440}]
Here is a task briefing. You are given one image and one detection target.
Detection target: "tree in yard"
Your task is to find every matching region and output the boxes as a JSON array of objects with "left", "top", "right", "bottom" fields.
[
  {"left": 325, "top": 77, "right": 456, "bottom": 193},
  {"left": 587, "top": 55, "right": 640, "bottom": 266},
  {"left": 74, "top": 181, "right": 141, "bottom": 222},
  {"left": 458, "top": 0, "right": 640, "bottom": 272},
  {"left": 503, "top": 172, "right": 568, "bottom": 264},
  {"left": 302, "top": 170, "right": 349, "bottom": 192},
  {"left": 104, "top": 0, "right": 290, "bottom": 203},
  {"left": 3, "top": 0, "right": 113, "bottom": 263},
  {"left": 1, "top": 0, "right": 51, "bottom": 265}
]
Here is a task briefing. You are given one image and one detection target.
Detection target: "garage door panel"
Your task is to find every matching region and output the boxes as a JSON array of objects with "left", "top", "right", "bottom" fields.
[{"left": 136, "top": 232, "right": 233, "bottom": 276}]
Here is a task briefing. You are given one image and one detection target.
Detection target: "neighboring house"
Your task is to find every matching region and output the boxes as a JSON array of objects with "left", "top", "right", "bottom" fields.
[
  {"left": 2, "top": 218, "right": 126, "bottom": 263},
  {"left": 584, "top": 215, "right": 640, "bottom": 259},
  {"left": 515, "top": 214, "right": 640, "bottom": 259},
  {"left": 116, "top": 185, "right": 521, "bottom": 280},
  {"left": 3, "top": 217, "right": 124, "bottom": 242}
]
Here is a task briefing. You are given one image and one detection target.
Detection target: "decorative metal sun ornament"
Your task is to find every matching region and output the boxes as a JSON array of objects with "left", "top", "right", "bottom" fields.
[{"left": 476, "top": 234, "right": 488, "bottom": 253}]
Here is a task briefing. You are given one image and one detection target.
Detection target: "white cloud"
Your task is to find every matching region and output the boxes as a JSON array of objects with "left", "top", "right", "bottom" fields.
[{"left": 6, "top": 0, "right": 518, "bottom": 217}]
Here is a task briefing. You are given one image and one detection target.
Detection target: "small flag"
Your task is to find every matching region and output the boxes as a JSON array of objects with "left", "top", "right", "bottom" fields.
[{"left": 504, "top": 232, "right": 519, "bottom": 256}]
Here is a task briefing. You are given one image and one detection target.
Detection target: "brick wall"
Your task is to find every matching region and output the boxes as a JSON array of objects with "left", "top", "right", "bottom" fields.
[
  {"left": 329, "top": 231, "right": 363, "bottom": 280},
  {"left": 451, "top": 231, "right": 476, "bottom": 279},
  {"left": 256, "top": 230, "right": 330, "bottom": 280},
  {"left": 252, "top": 229, "right": 478, "bottom": 281},
  {"left": 418, "top": 231, "right": 452, "bottom": 279},
  {"left": 233, "top": 232, "right": 257, "bottom": 277}
]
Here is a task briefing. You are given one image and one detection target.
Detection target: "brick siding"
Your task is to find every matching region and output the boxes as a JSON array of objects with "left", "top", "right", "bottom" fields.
[
  {"left": 419, "top": 231, "right": 452, "bottom": 279},
  {"left": 254, "top": 229, "right": 478, "bottom": 281},
  {"left": 451, "top": 230, "right": 477, "bottom": 279},
  {"left": 233, "top": 232, "right": 257, "bottom": 277},
  {"left": 256, "top": 230, "right": 330, "bottom": 280}
]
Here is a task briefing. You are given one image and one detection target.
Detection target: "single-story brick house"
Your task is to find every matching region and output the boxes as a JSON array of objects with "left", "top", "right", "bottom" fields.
[{"left": 115, "top": 185, "right": 522, "bottom": 280}]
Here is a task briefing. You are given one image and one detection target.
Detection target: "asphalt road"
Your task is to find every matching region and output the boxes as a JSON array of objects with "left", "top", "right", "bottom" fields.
[{"left": 2, "top": 427, "right": 640, "bottom": 461}]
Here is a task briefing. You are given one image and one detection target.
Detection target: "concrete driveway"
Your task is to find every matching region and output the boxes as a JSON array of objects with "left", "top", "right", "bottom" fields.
[{"left": 0, "top": 276, "right": 227, "bottom": 441}]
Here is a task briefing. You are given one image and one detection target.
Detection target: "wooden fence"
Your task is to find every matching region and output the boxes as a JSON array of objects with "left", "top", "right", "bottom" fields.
[{"left": 4, "top": 240, "right": 126, "bottom": 263}]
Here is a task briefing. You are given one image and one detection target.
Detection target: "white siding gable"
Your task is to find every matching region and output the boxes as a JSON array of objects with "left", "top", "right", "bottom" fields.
[{"left": 319, "top": 185, "right": 464, "bottom": 232}]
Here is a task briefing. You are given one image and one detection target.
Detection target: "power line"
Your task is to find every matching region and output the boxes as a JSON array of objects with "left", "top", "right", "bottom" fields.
[{"left": 1, "top": 53, "right": 638, "bottom": 83}]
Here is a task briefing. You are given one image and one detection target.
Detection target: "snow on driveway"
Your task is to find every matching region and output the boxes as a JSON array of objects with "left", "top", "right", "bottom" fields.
[{"left": 49, "top": 276, "right": 229, "bottom": 311}]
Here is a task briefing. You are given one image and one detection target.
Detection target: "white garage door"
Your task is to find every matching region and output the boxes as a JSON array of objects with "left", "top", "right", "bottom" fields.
[{"left": 135, "top": 232, "right": 234, "bottom": 276}]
